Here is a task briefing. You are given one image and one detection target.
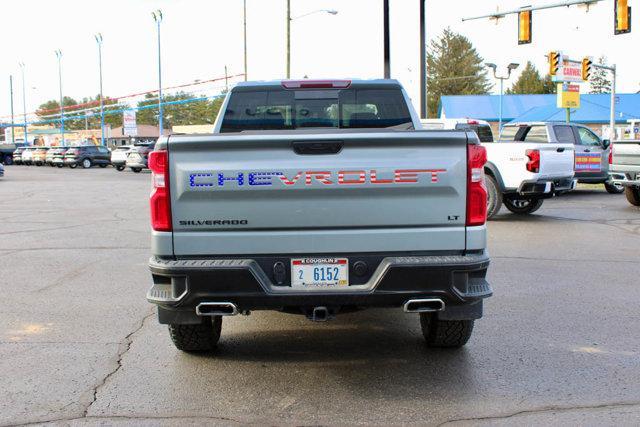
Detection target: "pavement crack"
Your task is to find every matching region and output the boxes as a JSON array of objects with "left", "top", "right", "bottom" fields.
[
  {"left": 437, "top": 401, "right": 640, "bottom": 426},
  {"left": 82, "top": 309, "right": 155, "bottom": 418}
]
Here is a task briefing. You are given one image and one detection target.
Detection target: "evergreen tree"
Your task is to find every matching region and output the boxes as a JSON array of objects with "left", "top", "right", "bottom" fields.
[
  {"left": 589, "top": 56, "right": 612, "bottom": 94},
  {"left": 506, "top": 61, "right": 556, "bottom": 94},
  {"left": 427, "top": 28, "right": 492, "bottom": 117}
]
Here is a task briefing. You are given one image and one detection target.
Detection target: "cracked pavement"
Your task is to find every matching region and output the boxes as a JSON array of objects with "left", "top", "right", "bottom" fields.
[{"left": 1, "top": 167, "right": 639, "bottom": 426}]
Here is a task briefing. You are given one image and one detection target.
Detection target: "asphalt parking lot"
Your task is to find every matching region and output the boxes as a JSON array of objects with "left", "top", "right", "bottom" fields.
[{"left": 1, "top": 166, "right": 640, "bottom": 426}]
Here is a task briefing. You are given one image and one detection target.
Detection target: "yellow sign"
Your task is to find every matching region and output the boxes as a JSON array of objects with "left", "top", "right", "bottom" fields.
[{"left": 557, "top": 83, "right": 580, "bottom": 108}]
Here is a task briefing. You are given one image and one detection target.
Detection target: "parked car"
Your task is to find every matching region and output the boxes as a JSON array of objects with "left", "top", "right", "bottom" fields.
[
  {"left": 126, "top": 142, "right": 155, "bottom": 172},
  {"left": 110, "top": 145, "right": 131, "bottom": 171},
  {"left": 0, "top": 140, "right": 26, "bottom": 165},
  {"left": 51, "top": 147, "right": 68, "bottom": 168},
  {"left": 32, "top": 147, "right": 51, "bottom": 166},
  {"left": 421, "top": 119, "right": 577, "bottom": 218},
  {"left": 0, "top": 162, "right": 4, "bottom": 177},
  {"left": 609, "top": 138, "right": 640, "bottom": 207},
  {"left": 12, "top": 147, "right": 26, "bottom": 165},
  {"left": 64, "top": 145, "right": 111, "bottom": 169},
  {"left": 46, "top": 147, "right": 63, "bottom": 166},
  {"left": 147, "top": 79, "right": 493, "bottom": 352},
  {"left": 548, "top": 123, "right": 622, "bottom": 194},
  {"left": 20, "top": 146, "right": 38, "bottom": 165}
]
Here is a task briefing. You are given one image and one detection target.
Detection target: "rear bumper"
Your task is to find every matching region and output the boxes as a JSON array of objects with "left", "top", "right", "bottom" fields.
[
  {"left": 514, "top": 176, "right": 577, "bottom": 198},
  {"left": 610, "top": 171, "right": 640, "bottom": 187},
  {"left": 147, "top": 251, "right": 492, "bottom": 324}
]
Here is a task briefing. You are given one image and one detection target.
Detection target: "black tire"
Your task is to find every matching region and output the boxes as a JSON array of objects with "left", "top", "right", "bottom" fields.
[
  {"left": 168, "top": 317, "right": 222, "bottom": 352},
  {"left": 3, "top": 155, "right": 13, "bottom": 165},
  {"left": 503, "top": 197, "right": 544, "bottom": 215},
  {"left": 81, "top": 158, "right": 92, "bottom": 169},
  {"left": 625, "top": 187, "right": 640, "bottom": 206},
  {"left": 132, "top": 167, "right": 142, "bottom": 173},
  {"left": 57, "top": 163, "right": 64, "bottom": 168},
  {"left": 420, "top": 313, "right": 474, "bottom": 348},
  {"left": 604, "top": 182, "right": 624, "bottom": 194},
  {"left": 68, "top": 163, "right": 77, "bottom": 169},
  {"left": 115, "top": 165, "right": 125, "bottom": 171},
  {"left": 485, "top": 174, "right": 502, "bottom": 219}
]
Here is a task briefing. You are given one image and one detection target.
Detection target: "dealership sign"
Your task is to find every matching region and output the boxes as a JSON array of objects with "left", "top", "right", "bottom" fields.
[
  {"left": 553, "top": 63, "right": 583, "bottom": 83},
  {"left": 557, "top": 83, "right": 580, "bottom": 109},
  {"left": 123, "top": 110, "right": 137, "bottom": 136}
]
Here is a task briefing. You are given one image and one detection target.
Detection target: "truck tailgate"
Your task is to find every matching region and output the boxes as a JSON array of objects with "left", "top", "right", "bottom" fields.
[
  {"left": 612, "top": 140, "right": 640, "bottom": 167},
  {"left": 168, "top": 131, "right": 470, "bottom": 255},
  {"left": 537, "top": 143, "right": 575, "bottom": 178}
]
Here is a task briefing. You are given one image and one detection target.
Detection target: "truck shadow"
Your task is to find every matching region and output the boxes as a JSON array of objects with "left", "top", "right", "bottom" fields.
[{"left": 186, "top": 309, "right": 478, "bottom": 396}]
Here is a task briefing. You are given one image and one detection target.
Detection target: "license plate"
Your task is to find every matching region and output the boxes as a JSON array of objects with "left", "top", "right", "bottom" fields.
[{"left": 291, "top": 258, "right": 348, "bottom": 287}]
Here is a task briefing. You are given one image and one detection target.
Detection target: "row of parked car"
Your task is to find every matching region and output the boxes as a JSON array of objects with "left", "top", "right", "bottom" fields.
[{"left": 10, "top": 142, "right": 156, "bottom": 172}]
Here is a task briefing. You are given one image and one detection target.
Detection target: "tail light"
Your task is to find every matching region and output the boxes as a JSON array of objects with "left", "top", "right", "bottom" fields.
[
  {"left": 609, "top": 143, "right": 613, "bottom": 165},
  {"left": 149, "top": 150, "right": 172, "bottom": 231},
  {"left": 281, "top": 80, "right": 351, "bottom": 89},
  {"left": 466, "top": 144, "right": 488, "bottom": 226},
  {"left": 525, "top": 149, "right": 540, "bottom": 173}
]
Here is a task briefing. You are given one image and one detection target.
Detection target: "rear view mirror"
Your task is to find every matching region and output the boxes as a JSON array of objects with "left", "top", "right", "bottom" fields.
[{"left": 602, "top": 139, "right": 611, "bottom": 149}]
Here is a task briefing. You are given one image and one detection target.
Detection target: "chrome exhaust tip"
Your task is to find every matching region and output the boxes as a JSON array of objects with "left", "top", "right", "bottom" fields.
[
  {"left": 196, "top": 302, "right": 239, "bottom": 316},
  {"left": 403, "top": 298, "right": 445, "bottom": 313}
]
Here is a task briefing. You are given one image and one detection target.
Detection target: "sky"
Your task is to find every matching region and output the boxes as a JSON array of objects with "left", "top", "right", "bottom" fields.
[{"left": 0, "top": 0, "right": 637, "bottom": 118}]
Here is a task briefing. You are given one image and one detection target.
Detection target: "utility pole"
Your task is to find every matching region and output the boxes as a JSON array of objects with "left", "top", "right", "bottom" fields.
[
  {"left": 55, "top": 49, "right": 65, "bottom": 146},
  {"left": 609, "top": 64, "right": 616, "bottom": 140},
  {"left": 9, "top": 76, "right": 15, "bottom": 144},
  {"left": 19, "top": 62, "right": 27, "bottom": 144},
  {"left": 383, "top": 0, "right": 390, "bottom": 78},
  {"left": 419, "top": 0, "right": 426, "bottom": 118},
  {"left": 95, "top": 33, "right": 105, "bottom": 146},
  {"left": 243, "top": 0, "right": 248, "bottom": 81},
  {"left": 152, "top": 10, "right": 164, "bottom": 136},
  {"left": 286, "top": 0, "right": 291, "bottom": 78}
]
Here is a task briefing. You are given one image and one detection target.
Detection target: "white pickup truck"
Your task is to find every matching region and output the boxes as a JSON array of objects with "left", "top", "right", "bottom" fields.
[
  {"left": 421, "top": 120, "right": 577, "bottom": 218},
  {"left": 610, "top": 139, "right": 640, "bottom": 206}
]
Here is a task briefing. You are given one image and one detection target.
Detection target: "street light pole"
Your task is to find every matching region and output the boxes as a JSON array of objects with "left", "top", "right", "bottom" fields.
[
  {"left": 485, "top": 63, "right": 519, "bottom": 134},
  {"left": 55, "top": 49, "right": 65, "bottom": 146},
  {"left": 244, "top": 0, "right": 248, "bottom": 81},
  {"left": 286, "top": 0, "right": 291, "bottom": 78},
  {"left": 152, "top": 9, "right": 164, "bottom": 136},
  {"left": 419, "top": 0, "right": 426, "bottom": 118},
  {"left": 286, "top": 5, "right": 337, "bottom": 79},
  {"left": 9, "top": 76, "right": 15, "bottom": 144},
  {"left": 95, "top": 33, "right": 105, "bottom": 146},
  {"left": 383, "top": 0, "right": 390, "bottom": 78},
  {"left": 19, "top": 62, "right": 27, "bottom": 144}
]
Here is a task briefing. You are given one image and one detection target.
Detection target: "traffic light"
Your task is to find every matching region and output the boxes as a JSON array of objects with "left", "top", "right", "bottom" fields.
[
  {"left": 549, "top": 51, "right": 562, "bottom": 76},
  {"left": 615, "top": 0, "right": 631, "bottom": 34},
  {"left": 518, "top": 10, "right": 532, "bottom": 44},
  {"left": 581, "top": 57, "right": 593, "bottom": 81}
]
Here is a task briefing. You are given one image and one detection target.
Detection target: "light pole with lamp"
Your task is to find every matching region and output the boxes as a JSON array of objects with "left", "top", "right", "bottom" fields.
[
  {"left": 18, "top": 62, "right": 27, "bottom": 144},
  {"left": 286, "top": 3, "right": 337, "bottom": 78},
  {"left": 55, "top": 49, "right": 65, "bottom": 146},
  {"left": 95, "top": 33, "right": 105, "bottom": 146},
  {"left": 152, "top": 9, "right": 164, "bottom": 136},
  {"left": 485, "top": 62, "right": 519, "bottom": 134}
]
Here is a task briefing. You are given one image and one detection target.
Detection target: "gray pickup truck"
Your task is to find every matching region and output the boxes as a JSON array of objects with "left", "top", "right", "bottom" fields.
[
  {"left": 610, "top": 139, "right": 640, "bottom": 206},
  {"left": 146, "top": 79, "right": 492, "bottom": 352}
]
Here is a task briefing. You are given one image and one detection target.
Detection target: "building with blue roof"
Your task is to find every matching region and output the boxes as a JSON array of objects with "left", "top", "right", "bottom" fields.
[{"left": 439, "top": 93, "right": 640, "bottom": 135}]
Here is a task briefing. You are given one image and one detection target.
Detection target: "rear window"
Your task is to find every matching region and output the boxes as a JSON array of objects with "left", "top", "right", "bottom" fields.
[
  {"left": 116, "top": 146, "right": 130, "bottom": 151},
  {"left": 220, "top": 87, "right": 413, "bottom": 132},
  {"left": 500, "top": 125, "right": 549, "bottom": 143},
  {"left": 553, "top": 125, "right": 576, "bottom": 143},
  {"left": 454, "top": 123, "right": 494, "bottom": 142}
]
